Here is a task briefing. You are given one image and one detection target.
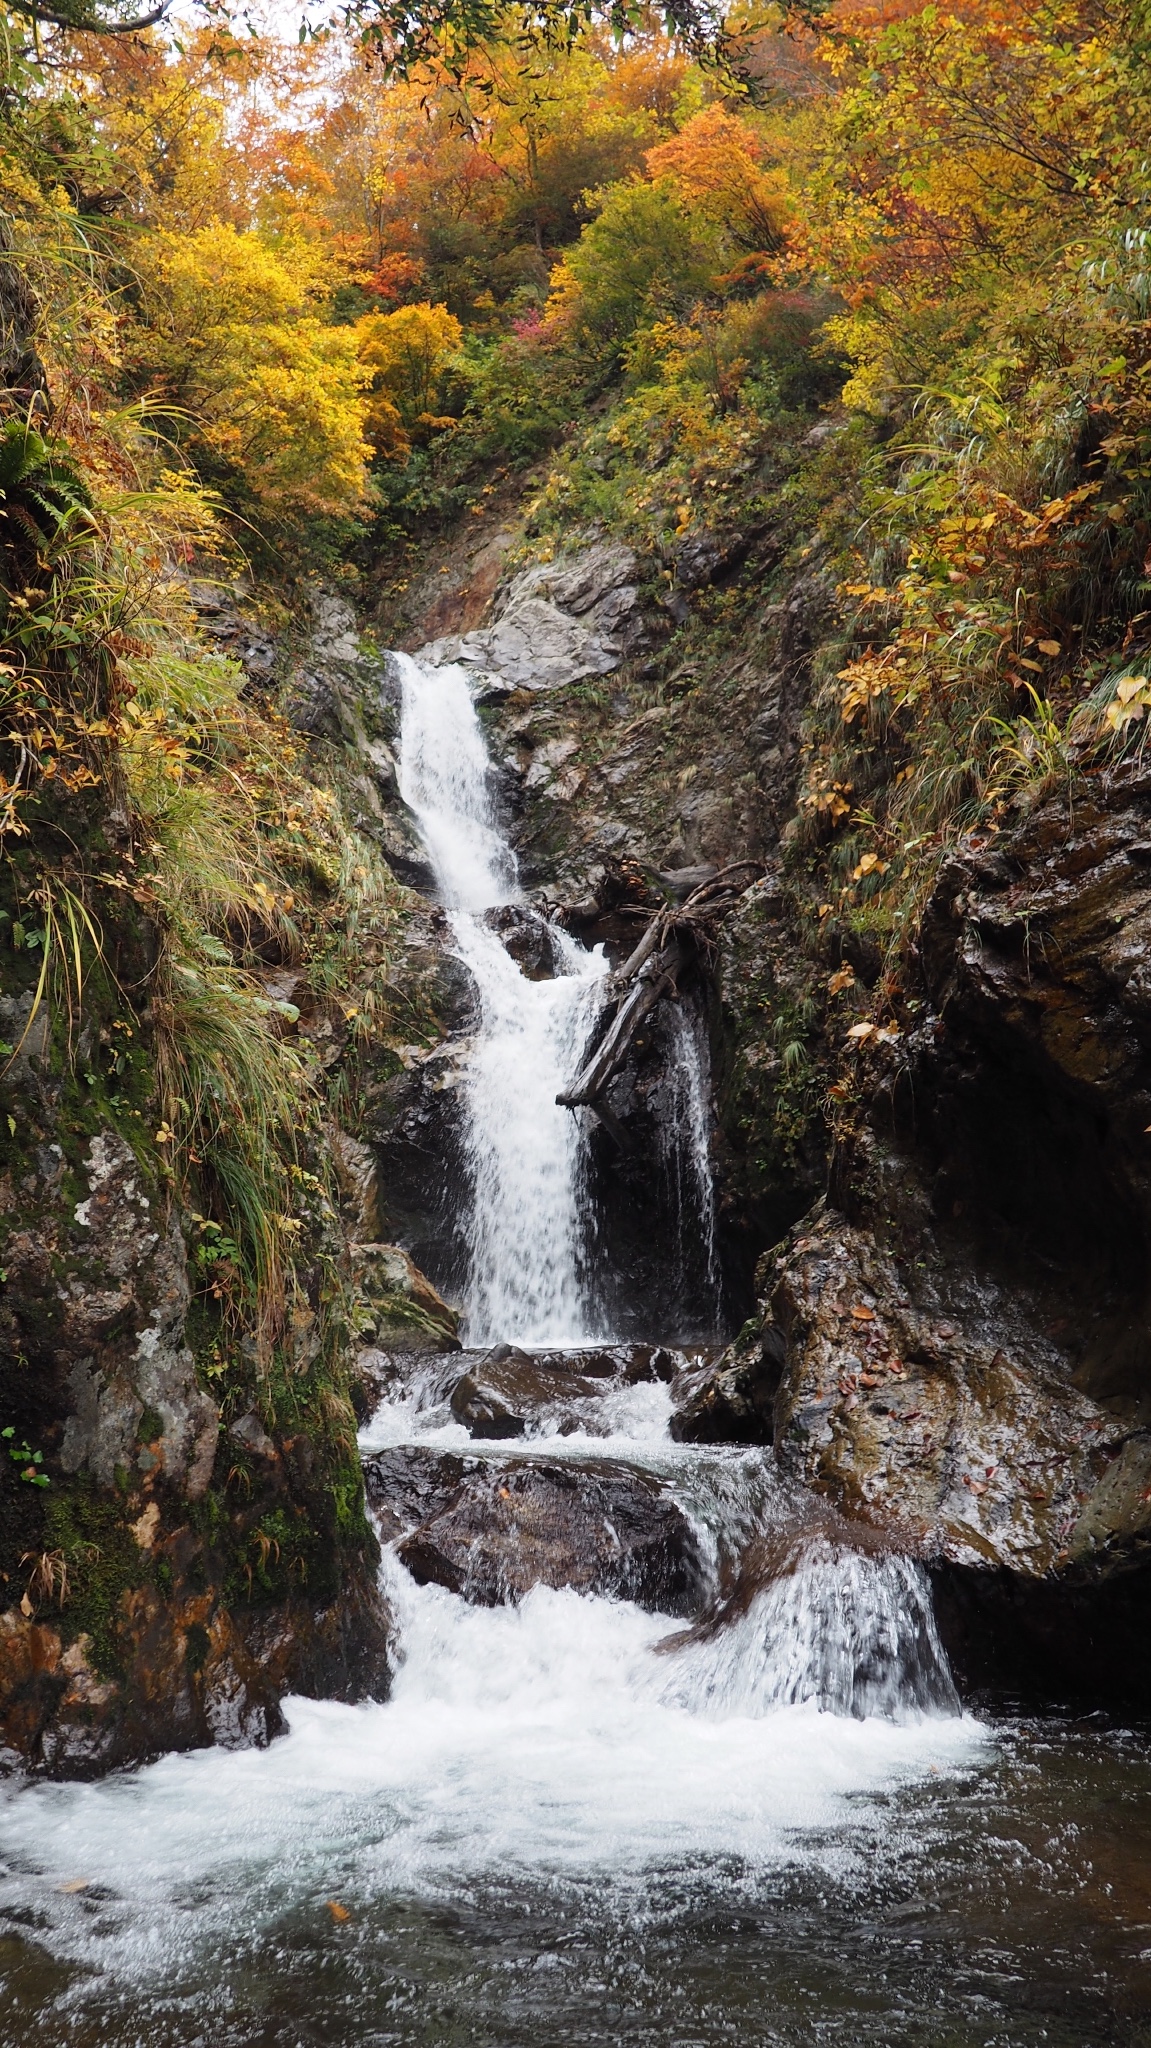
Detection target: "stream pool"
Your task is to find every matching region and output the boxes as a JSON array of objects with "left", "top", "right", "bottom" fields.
[{"left": 1, "top": 1705, "right": 1150, "bottom": 2047}]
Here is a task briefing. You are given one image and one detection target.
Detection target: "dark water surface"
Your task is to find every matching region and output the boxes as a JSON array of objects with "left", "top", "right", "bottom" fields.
[{"left": 3, "top": 1716, "right": 1150, "bottom": 2048}]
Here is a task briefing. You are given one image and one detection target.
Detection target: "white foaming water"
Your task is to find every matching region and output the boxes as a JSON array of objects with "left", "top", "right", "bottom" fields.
[
  {"left": 0, "top": 652, "right": 984, "bottom": 2017},
  {"left": 660, "top": 1544, "right": 961, "bottom": 1721},
  {"left": 0, "top": 1344, "right": 981, "bottom": 2007},
  {"left": 392, "top": 649, "right": 515, "bottom": 911},
  {"left": 0, "top": 1555, "right": 982, "bottom": 1993},
  {"left": 394, "top": 649, "right": 608, "bottom": 1344}
]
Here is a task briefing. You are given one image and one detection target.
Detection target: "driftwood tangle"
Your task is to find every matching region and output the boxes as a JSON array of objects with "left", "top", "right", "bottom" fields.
[{"left": 556, "top": 861, "right": 762, "bottom": 1114}]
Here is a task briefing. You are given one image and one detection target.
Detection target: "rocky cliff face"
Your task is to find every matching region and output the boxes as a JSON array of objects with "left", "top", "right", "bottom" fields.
[
  {"left": 676, "top": 765, "right": 1151, "bottom": 1704},
  {"left": 20, "top": 488, "right": 1142, "bottom": 1766},
  {"left": 0, "top": 1107, "right": 391, "bottom": 1774},
  {"left": 0, "top": 591, "right": 409, "bottom": 1777},
  {"left": 365, "top": 507, "right": 1151, "bottom": 1710}
]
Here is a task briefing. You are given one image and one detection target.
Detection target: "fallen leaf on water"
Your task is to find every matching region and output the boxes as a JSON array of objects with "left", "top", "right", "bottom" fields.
[
  {"left": 327, "top": 1900, "right": 350, "bottom": 1923},
  {"left": 58, "top": 1880, "right": 89, "bottom": 1894}
]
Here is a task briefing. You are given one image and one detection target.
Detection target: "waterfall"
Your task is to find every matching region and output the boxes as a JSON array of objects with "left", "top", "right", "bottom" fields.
[
  {"left": 0, "top": 655, "right": 977, "bottom": 2037},
  {"left": 660, "top": 1002, "right": 721, "bottom": 1313},
  {"left": 394, "top": 651, "right": 609, "bottom": 1346}
]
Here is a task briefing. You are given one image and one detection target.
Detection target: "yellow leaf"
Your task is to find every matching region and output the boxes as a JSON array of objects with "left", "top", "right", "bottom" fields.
[
  {"left": 327, "top": 1900, "right": 350, "bottom": 1923},
  {"left": 846, "top": 1021, "right": 875, "bottom": 1041},
  {"left": 20, "top": 1591, "right": 33, "bottom": 1617},
  {"left": 58, "top": 1879, "right": 90, "bottom": 1894},
  {"left": 852, "top": 853, "right": 890, "bottom": 881},
  {"left": 1115, "top": 675, "right": 1149, "bottom": 702},
  {"left": 827, "top": 966, "right": 855, "bottom": 995},
  {"left": 1037, "top": 640, "right": 1061, "bottom": 657}
]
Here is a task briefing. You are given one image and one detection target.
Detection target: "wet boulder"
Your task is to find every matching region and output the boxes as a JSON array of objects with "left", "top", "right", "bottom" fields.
[
  {"left": 363, "top": 1444, "right": 471, "bottom": 1542},
  {"left": 449, "top": 1342, "right": 682, "bottom": 1439},
  {"left": 389, "top": 1454, "right": 704, "bottom": 1613},
  {"left": 484, "top": 903, "right": 560, "bottom": 978},
  {"left": 669, "top": 1337, "right": 779, "bottom": 1445},
  {"left": 450, "top": 1348, "right": 602, "bottom": 1438},
  {"left": 765, "top": 1208, "right": 1150, "bottom": 1578}
]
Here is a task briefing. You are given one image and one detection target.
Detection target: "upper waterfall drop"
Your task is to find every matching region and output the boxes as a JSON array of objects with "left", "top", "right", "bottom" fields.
[
  {"left": 392, "top": 650, "right": 516, "bottom": 913},
  {"left": 394, "top": 649, "right": 610, "bottom": 1347}
]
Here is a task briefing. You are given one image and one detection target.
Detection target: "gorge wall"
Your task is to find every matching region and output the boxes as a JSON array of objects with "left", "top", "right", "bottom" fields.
[{"left": 371, "top": 489, "right": 1151, "bottom": 1712}]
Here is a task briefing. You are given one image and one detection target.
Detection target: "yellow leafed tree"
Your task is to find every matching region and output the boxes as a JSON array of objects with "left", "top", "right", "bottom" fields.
[
  {"left": 130, "top": 224, "right": 370, "bottom": 538},
  {"left": 355, "top": 301, "right": 463, "bottom": 457}
]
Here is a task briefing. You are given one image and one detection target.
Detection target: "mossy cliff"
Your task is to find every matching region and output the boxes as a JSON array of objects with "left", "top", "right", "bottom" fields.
[{"left": 0, "top": 583, "right": 419, "bottom": 1772}]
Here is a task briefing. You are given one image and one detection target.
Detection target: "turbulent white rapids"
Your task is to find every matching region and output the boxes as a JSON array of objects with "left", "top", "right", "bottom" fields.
[
  {"left": 0, "top": 1376, "right": 980, "bottom": 1999},
  {"left": 0, "top": 647, "right": 982, "bottom": 2016}
]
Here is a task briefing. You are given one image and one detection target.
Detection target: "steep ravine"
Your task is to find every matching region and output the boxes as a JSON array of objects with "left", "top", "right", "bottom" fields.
[
  {"left": 5, "top": 481, "right": 1151, "bottom": 1785},
  {"left": 371, "top": 516, "right": 1151, "bottom": 1712},
  {"left": 5, "top": 522, "right": 1151, "bottom": 2048}
]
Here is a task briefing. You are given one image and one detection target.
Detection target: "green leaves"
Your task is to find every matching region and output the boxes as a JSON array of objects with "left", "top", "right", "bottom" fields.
[{"left": 2, "top": 1427, "right": 51, "bottom": 1488}]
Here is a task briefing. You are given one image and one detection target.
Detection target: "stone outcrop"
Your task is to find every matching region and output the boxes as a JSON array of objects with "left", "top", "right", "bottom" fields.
[
  {"left": 766, "top": 1208, "right": 1147, "bottom": 1576},
  {"left": 0, "top": 1557, "right": 389, "bottom": 1777},
  {"left": 416, "top": 541, "right": 645, "bottom": 692},
  {"left": 676, "top": 765, "right": 1151, "bottom": 1703},
  {"left": 349, "top": 1242, "right": 461, "bottom": 1353},
  {"left": 2, "top": 1130, "right": 219, "bottom": 1501},
  {"left": 0, "top": 1117, "right": 391, "bottom": 1776}
]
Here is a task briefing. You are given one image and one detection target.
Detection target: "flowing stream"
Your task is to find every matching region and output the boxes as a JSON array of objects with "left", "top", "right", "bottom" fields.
[{"left": 2, "top": 652, "right": 1150, "bottom": 2046}]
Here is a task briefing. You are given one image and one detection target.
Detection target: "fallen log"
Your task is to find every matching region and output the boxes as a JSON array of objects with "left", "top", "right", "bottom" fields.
[
  {"left": 556, "top": 939, "right": 685, "bottom": 1108},
  {"left": 556, "top": 860, "right": 765, "bottom": 1115}
]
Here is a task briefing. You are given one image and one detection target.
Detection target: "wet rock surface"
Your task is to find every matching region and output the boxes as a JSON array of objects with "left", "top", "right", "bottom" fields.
[
  {"left": 1, "top": 1106, "right": 391, "bottom": 1776},
  {"left": 910, "top": 766, "right": 1151, "bottom": 1408},
  {"left": 449, "top": 1342, "right": 699, "bottom": 1438},
  {"left": 349, "top": 1242, "right": 461, "bottom": 1353},
  {"left": 764, "top": 1208, "right": 1145, "bottom": 1576},
  {"left": 0, "top": 1510, "right": 391, "bottom": 1778},
  {"left": 670, "top": 1332, "right": 782, "bottom": 1444},
  {"left": 1, "top": 1130, "right": 219, "bottom": 1501},
  {"left": 367, "top": 1446, "right": 703, "bottom": 1613}
]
